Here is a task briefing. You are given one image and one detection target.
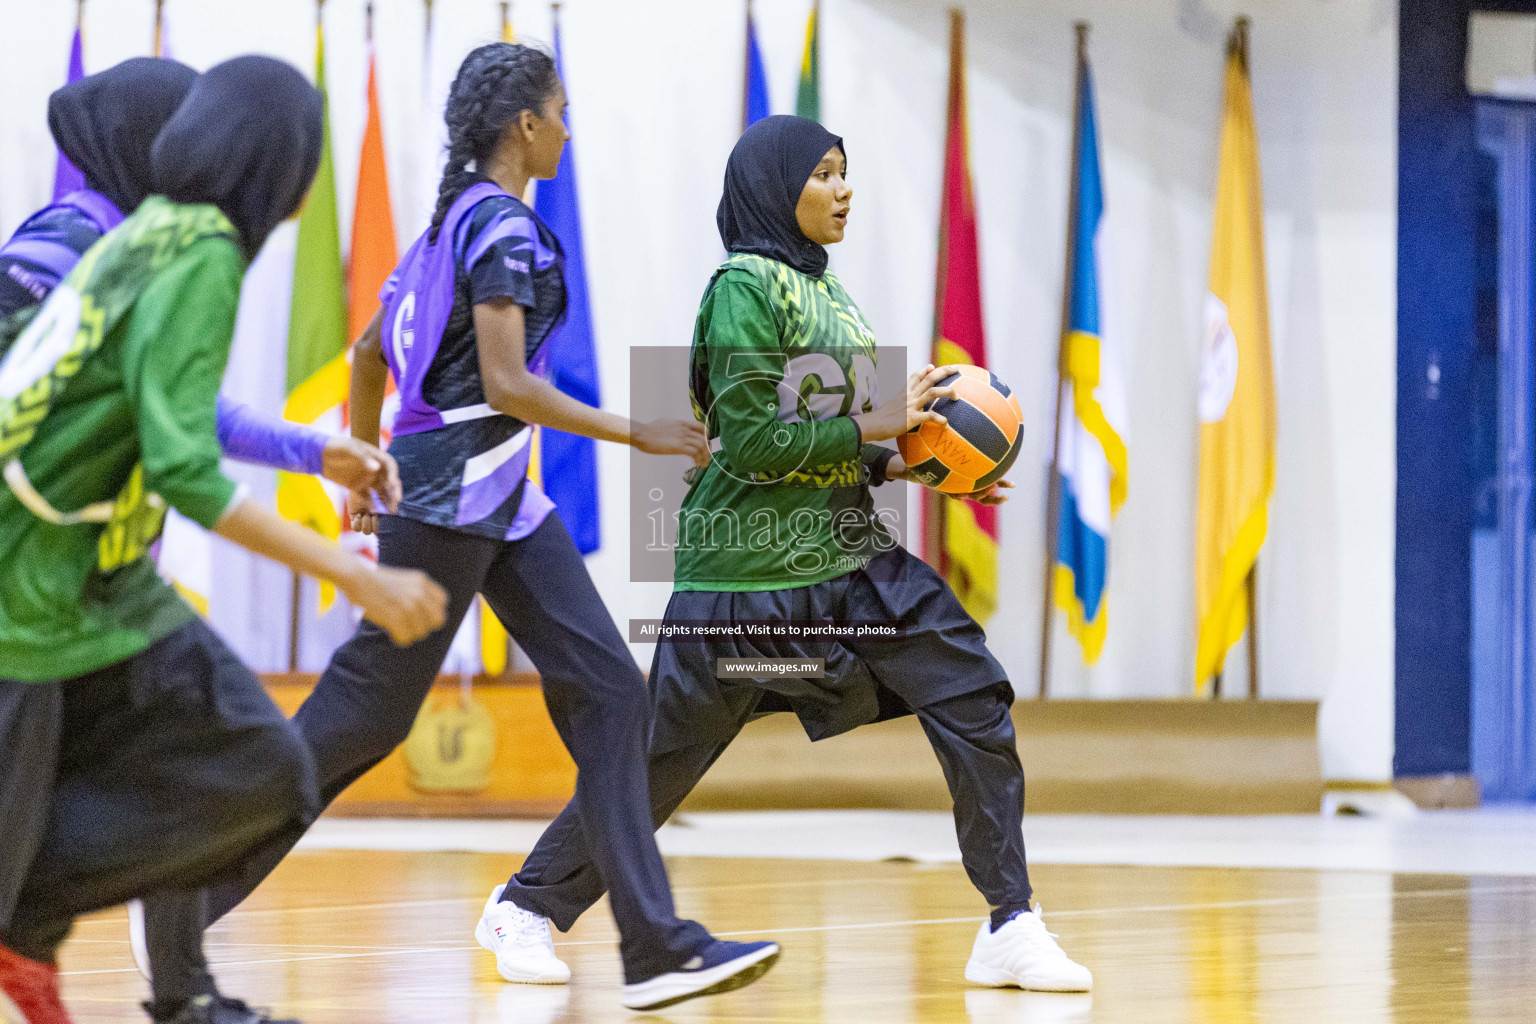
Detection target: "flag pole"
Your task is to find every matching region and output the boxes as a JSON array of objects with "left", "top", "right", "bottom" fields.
[
  {"left": 152, "top": 0, "right": 164, "bottom": 57},
  {"left": 1235, "top": 15, "right": 1260, "bottom": 700},
  {"left": 1037, "top": 22, "right": 1088, "bottom": 701},
  {"left": 500, "top": 1, "right": 511, "bottom": 41},
  {"left": 925, "top": 9, "right": 964, "bottom": 582},
  {"left": 366, "top": 0, "right": 374, "bottom": 43},
  {"left": 76, "top": 0, "right": 84, "bottom": 30},
  {"left": 289, "top": 0, "right": 327, "bottom": 671}
]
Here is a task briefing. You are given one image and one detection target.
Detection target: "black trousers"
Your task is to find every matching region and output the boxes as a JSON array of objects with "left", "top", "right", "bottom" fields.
[
  {"left": 145, "top": 513, "right": 710, "bottom": 990},
  {"left": 0, "top": 621, "right": 317, "bottom": 966},
  {"left": 504, "top": 680, "right": 1033, "bottom": 932}
]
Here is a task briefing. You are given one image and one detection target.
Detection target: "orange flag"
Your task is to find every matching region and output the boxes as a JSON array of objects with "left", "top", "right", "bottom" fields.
[
  {"left": 349, "top": 31, "right": 397, "bottom": 342},
  {"left": 928, "top": 8, "right": 998, "bottom": 623}
]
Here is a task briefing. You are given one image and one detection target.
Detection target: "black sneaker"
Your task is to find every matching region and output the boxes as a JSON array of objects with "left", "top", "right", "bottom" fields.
[
  {"left": 620, "top": 939, "right": 780, "bottom": 1011},
  {"left": 145, "top": 995, "right": 301, "bottom": 1024}
]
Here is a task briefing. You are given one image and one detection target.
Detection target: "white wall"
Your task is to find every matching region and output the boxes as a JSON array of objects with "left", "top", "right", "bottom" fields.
[{"left": 0, "top": 0, "right": 1398, "bottom": 781}]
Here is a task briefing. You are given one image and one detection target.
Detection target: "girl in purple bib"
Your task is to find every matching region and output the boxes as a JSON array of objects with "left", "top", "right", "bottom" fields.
[{"left": 138, "top": 42, "right": 780, "bottom": 1013}]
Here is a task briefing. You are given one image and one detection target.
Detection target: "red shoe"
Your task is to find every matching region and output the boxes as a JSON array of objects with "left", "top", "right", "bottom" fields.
[{"left": 0, "top": 943, "right": 71, "bottom": 1024}]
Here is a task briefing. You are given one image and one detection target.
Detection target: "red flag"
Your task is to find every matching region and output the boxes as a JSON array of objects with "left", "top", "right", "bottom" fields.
[{"left": 928, "top": 8, "right": 998, "bottom": 623}]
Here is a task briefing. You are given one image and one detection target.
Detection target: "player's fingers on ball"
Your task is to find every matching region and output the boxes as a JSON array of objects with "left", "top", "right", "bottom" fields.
[
  {"left": 996, "top": 478, "right": 1015, "bottom": 489},
  {"left": 918, "top": 409, "right": 948, "bottom": 426}
]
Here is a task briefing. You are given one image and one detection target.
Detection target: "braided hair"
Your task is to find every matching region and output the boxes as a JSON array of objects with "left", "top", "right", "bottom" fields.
[{"left": 429, "top": 42, "right": 561, "bottom": 242}]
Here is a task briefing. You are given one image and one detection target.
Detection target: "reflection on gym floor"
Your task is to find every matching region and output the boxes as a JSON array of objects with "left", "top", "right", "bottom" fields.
[{"left": 59, "top": 852, "right": 1536, "bottom": 1023}]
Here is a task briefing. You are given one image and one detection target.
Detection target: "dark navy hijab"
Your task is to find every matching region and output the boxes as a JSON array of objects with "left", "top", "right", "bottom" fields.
[
  {"left": 150, "top": 55, "right": 323, "bottom": 260},
  {"left": 48, "top": 57, "right": 198, "bottom": 216},
  {"left": 717, "top": 114, "right": 844, "bottom": 279}
]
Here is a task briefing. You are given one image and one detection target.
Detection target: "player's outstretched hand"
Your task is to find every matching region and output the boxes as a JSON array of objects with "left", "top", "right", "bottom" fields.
[
  {"left": 633, "top": 418, "right": 710, "bottom": 466},
  {"left": 323, "top": 436, "right": 402, "bottom": 514},
  {"left": 853, "top": 364, "right": 957, "bottom": 442},
  {"left": 951, "top": 478, "right": 1014, "bottom": 506},
  {"left": 349, "top": 566, "right": 447, "bottom": 646}
]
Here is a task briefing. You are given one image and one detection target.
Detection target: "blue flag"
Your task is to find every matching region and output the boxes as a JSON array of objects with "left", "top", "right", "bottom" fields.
[
  {"left": 535, "top": 17, "right": 602, "bottom": 555},
  {"left": 744, "top": 8, "right": 770, "bottom": 129},
  {"left": 51, "top": 27, "right": 85, "bottom": 199},
  {"left": 1053, "top": 53, "right": 1128, "bottom": 665}
]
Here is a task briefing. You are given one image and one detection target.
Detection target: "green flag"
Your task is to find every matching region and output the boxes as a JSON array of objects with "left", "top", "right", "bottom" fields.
[
  {"left": 279, "top": 18, "right": 347, "bottom": 557},
  {"left": 796, "top": 1, "right": 820, "bottom": 121}
]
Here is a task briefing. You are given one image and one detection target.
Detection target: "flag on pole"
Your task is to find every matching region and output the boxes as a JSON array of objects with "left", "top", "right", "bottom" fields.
[
  {"left": 348, "top": 9, "right": 397, "bottom": 343},
  {"left": 796, "top": 0, "right": 820, "bottom": 122},
  {"left": 1194, "top": 19, "right": 1275, "bottom": 691},
  {"left": 928, "top": 9, "right": 998, "bottom": 624},
  {"left": 51, "top": 13, "right": 85, "bottom": 199},
  {"left": 535, "top": 10, "right": 602, "bottom": 557},
  {"left": 743, "top": 1, "right": 770, "bottom": 129},
  {"left": 279, "top": 7, "right": 349, "bottom": 609},
  {"left": 1052, "top": 37, "right": 1128, "bottom": 665}
]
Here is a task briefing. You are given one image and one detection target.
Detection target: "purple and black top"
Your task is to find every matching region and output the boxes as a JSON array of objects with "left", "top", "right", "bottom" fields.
[{"left": 379, "top": 181, "right": 566, "bottom": 541}]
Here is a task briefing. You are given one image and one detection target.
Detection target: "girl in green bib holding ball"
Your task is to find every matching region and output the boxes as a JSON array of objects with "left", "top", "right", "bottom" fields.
[{"left": 492, "top": 115, "right": 1092, "bottom": 996}]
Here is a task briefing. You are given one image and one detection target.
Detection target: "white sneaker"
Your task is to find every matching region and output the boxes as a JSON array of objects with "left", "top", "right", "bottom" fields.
[
  {"left": 475, "top": 885, "right": 571, "bottom": 985},
  {"left": 964, "top": 907, "right": 1092, "bottom": 992},
  {"left": 127, "top": 898, "right": 152, "bottom": 981}
]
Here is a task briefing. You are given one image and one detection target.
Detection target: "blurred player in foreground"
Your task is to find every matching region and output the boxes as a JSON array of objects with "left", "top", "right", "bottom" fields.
[{"left": 0, "top": 57, "right": 445, "bottom": 1024}]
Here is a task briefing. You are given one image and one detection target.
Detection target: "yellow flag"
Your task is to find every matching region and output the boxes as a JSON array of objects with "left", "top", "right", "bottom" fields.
[{"left": 1194, "top": 21, "right": 1275, "bottom": 692}]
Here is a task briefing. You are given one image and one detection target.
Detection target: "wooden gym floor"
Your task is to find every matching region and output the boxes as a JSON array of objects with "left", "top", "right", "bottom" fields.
[{"left": 55, "top": 849, "right": 1536, "bottom": 1023}]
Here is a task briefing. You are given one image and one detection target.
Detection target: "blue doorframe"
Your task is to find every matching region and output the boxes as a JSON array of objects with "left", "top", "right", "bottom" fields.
[
  {"left": 1474, "top": 98, "right": 1536, "bottom": 801},
  {"left": 1398, "top": 0, "right": 1536, "bottom": 791}
]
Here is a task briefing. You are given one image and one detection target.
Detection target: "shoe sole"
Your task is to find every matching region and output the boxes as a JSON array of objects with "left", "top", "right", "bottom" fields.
[
  {"left": 622, "top": 944, "right": 780, "bottom": 1011},
  {"left": 965, "top": 959, "right": 1092, "bottom": 992},
  {"left": 474, "top": 917, "right": 570, "bottom": 985}
]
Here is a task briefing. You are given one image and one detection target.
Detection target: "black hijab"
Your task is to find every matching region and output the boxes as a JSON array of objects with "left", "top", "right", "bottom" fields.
[
  {"left": 150, "top": 56, "right": 323, "bottom": 260},
  {"left": 717, "top": 114, "right": 844, "bottom": 278},
  {"left": 48, "top": 57, "right": 198, "bottom": 216}
]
